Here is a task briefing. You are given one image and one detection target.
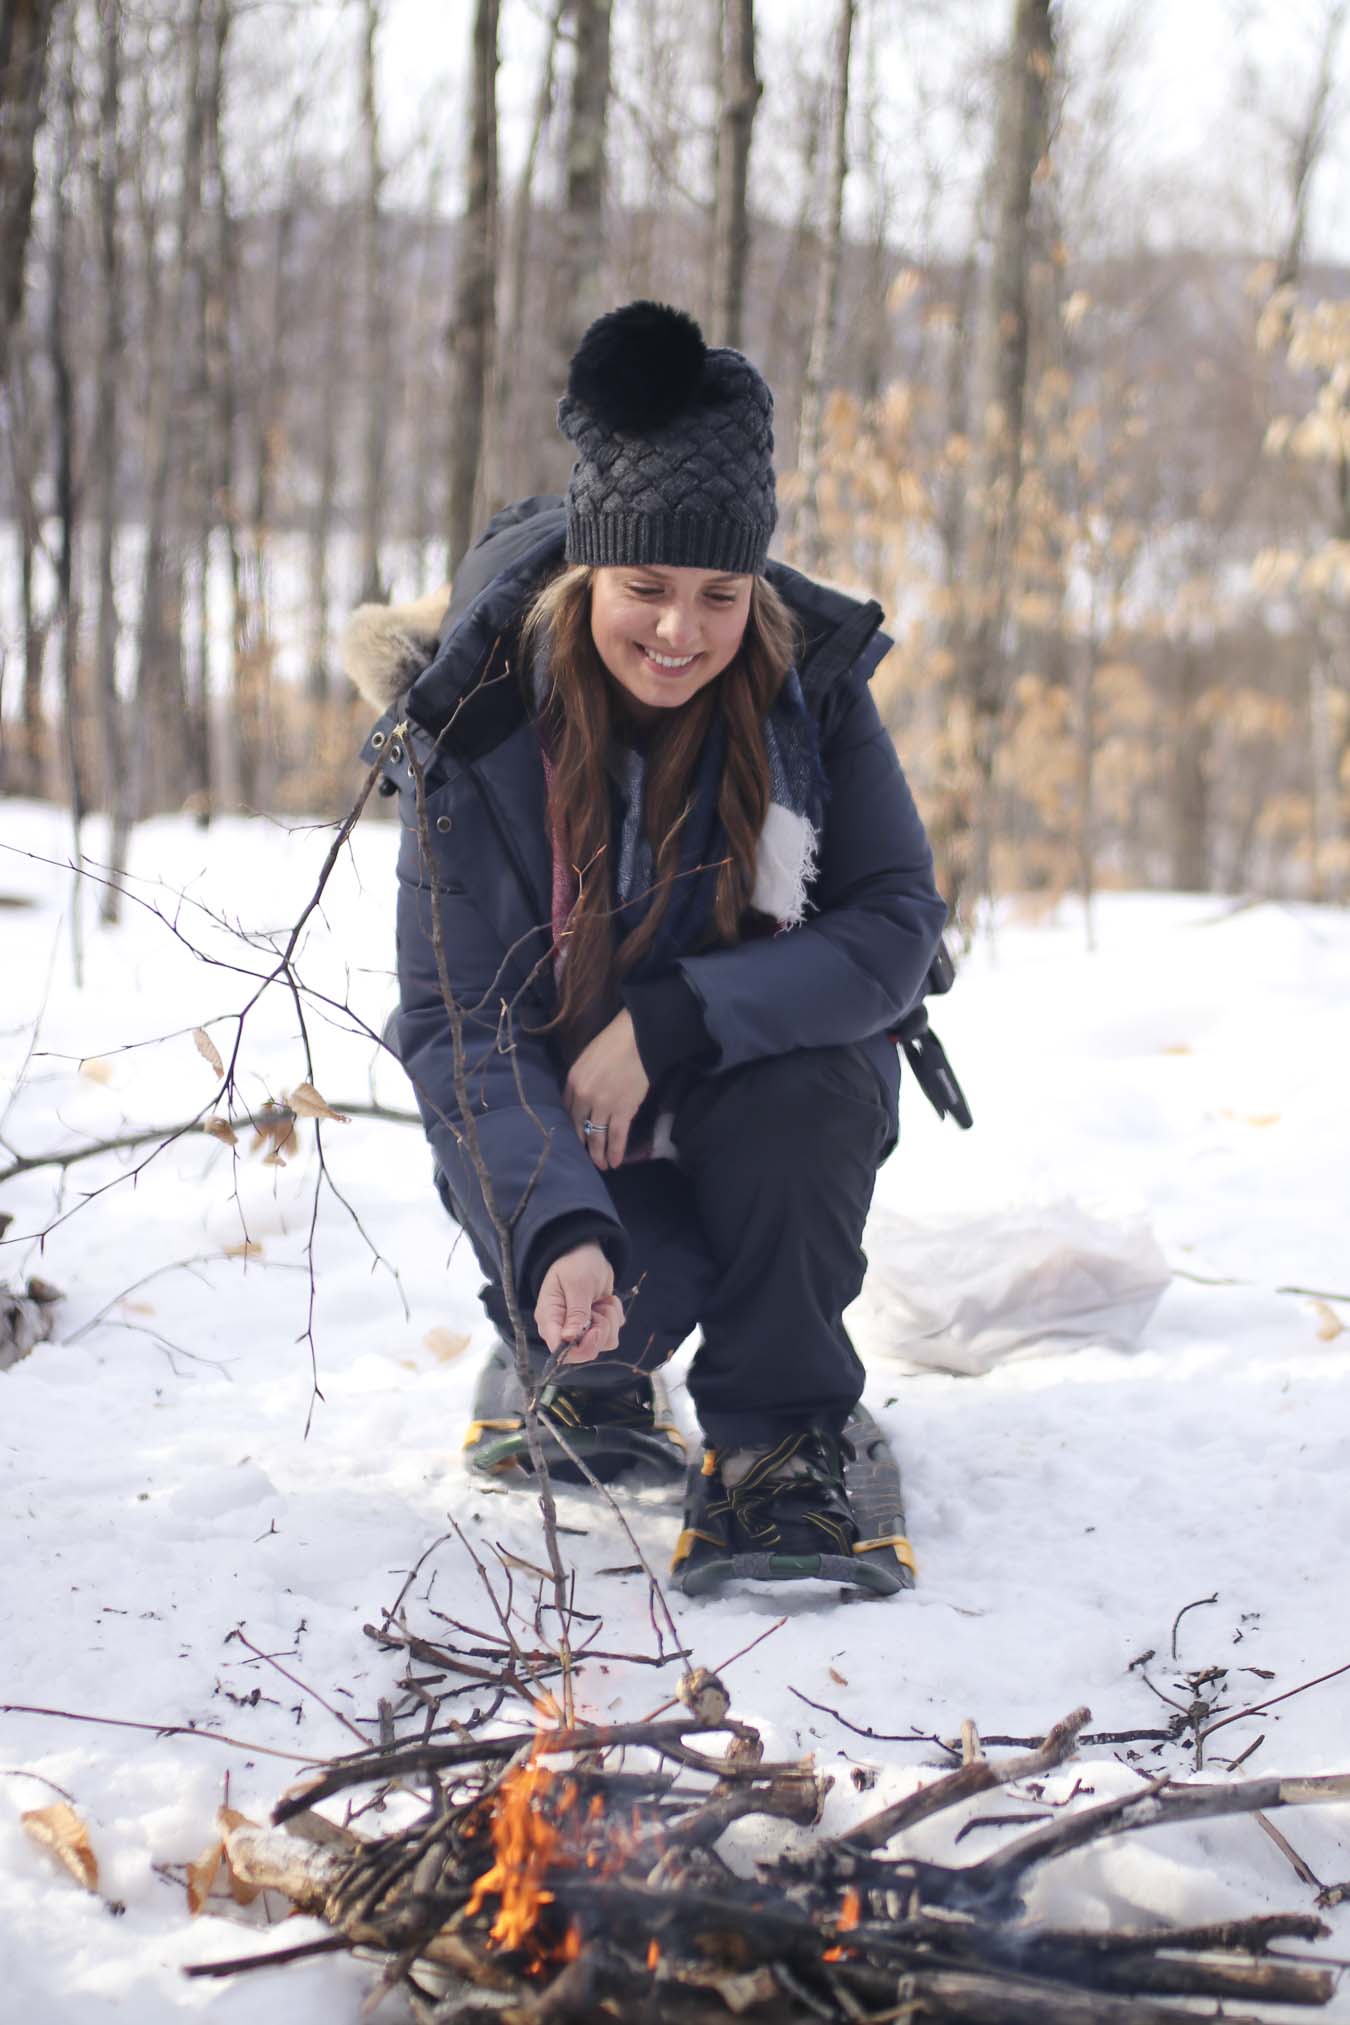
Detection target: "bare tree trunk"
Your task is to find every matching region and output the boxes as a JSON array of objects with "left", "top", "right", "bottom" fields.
[
  {"left": 93, "top": 0, "right": 130, "bottom": 919},
  {"left": 200, "top": 0, "right": 258, "bottom": 814},
  {"left": 6, "top": 328, "right": 49, "bottom": 794},
  {"left": 135, "top": 0, "right": 207, "bottom": 817},
  {"left": 357, "top": 0, "right": 388, "bottom": 604},
  {"left": 951, "top": 0, "right": 1055, "bottom": 916},
  {"left": 1170, "top": 646, "right": 1209, "bottom": 892},
  {"left": 793, "top": 0, "right": 854, "bottom": 571},
  {"left": 495, "top": 0, "right": 564, "bottom": 508},
  {"left": 709, "top": 0, "right": 759, "bottom": 349},
  {"left": 236, "top": 188, "right": 290, "bottom": 795},
  {"left": 445, "top": 0, "right": 499, "bottom": 574},
  {"left": 855, "top": 5, "right": 893, "bottom": 408},
  {"left": 48, "top": 25, "right": 83, "bottom": 977},
  {"left": 409, "top": 150, "right": 447, "bottom": 582},
  {"left": 0, "top": 0, "right": 59, "bottom": 385},
  {"left": 762, "top": 64, "right": 824, "bottom": 435},
  {"left": 545, "top": 0, "right": 612, "bottom": 488},
  {"left": 307, "top": 233, "right": 343, "bottom": 706}
]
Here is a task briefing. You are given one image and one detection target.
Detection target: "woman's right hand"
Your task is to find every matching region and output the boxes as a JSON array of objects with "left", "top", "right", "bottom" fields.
[{"left": 534, "top": 1243, "right": 624, "bottom": 1364}]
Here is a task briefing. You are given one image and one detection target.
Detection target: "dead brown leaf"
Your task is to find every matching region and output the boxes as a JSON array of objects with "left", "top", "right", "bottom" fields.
[
  {"left": 219, "top": 1807, "right": 262, "bottom": 1905},
  {"left": 187, "top": 1807, "right": 263, "bottom": 1915},
  {"left": 22, "top": 1802, "right": 99, "bottom": 1893},
  {"left": 423, "top": 1327, "right": 471, "bottom": 1364},
  {"left": 1312, "top": 1300, "right": 1346, "bottom": 1343},
  {"left": 193, "top": 1027, "right": 226, "bottom": 1078},
  {"left": 286, "top": 1082, "right": 349, "bottom": 1124},
  {"left": 202, "top": 1117, "right": 238, "bottom": 1147},
  {"left": 79, "top": 1058, "right": 113, "bottom": 1085},
  {"left": 828, "top": 1668, "right": 848, "bottom": 1687},
  {"left": 224, "top": 1239, "right": 263, "bottom": 1260},
  {"left": 186, "top": 1839, "right": 223, "bottom": 1916}
]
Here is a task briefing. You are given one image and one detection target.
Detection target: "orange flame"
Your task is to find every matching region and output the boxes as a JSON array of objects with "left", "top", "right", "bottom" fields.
[
  {"left": 464, "top": 1752, "right": 560, "bottom": 1950},
  {"left": 647, "top": 1938, "right": 661, "bottom": 1970},
  {"left": 838, "top": 1886, "right": 862, "bottom": 1931}
]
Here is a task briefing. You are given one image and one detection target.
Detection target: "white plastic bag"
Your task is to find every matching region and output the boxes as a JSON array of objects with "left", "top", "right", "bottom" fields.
[{"left": 852, "top": 1199, "right": 1171, "bottom": 1376}]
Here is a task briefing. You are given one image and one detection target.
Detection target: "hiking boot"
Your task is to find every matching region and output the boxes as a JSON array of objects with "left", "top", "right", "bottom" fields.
[
  {"left": 673, "top": 1410, "right": 915, "bottom": 1597},
  {"left": 715, "top": 1428, "right": 859, "bottom": 1555},
  {"left": 463, "top": 1339, "right": 686, "bottom": 1482}
]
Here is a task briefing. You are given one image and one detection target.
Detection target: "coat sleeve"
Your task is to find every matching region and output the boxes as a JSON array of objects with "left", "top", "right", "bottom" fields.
[
  {"left": 675, "top": 670, "right": 948, "bottom": 1069},
  {"left": 394, "top": 793, "right": 627, "bottom": 1294}
]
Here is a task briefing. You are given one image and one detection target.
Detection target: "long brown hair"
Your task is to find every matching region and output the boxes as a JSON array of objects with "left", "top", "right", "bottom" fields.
[{"left": 521, "top": 564, "right": 799, "bottom": 1046}]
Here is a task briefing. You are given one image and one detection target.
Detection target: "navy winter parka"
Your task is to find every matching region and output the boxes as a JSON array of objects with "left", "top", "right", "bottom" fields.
[{"left": 361, "top": 498, "right": 949, "bottom": 1298}]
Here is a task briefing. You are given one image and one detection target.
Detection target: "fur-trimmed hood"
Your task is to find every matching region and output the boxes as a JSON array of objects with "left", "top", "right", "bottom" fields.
[{"left": 339, "top": 584, "right": 452, "bottom": 712}]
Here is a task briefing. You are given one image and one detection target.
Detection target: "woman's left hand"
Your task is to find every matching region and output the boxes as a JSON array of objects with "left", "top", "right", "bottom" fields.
[{"left": 564, "top": 1010, "right": 650, "bottom": 1171}]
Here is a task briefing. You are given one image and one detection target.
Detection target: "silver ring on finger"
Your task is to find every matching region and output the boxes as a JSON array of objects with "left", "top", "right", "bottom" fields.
[{"left": 582, "top": 1118, "right": 608, "bottom": 1138}]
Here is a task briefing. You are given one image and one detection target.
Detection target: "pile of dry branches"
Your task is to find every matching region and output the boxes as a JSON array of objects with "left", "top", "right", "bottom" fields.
[{"left": 183, "top": 1677, "right": 1350, "bottom": 2024}]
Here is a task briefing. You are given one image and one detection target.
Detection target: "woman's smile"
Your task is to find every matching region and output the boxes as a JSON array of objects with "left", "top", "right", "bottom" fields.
[
  {"left": 639, "top": 645, "right": 700, "bottom": 675},
  {"left": 590, "top": 564, "right": 754, "bottom": 709}
]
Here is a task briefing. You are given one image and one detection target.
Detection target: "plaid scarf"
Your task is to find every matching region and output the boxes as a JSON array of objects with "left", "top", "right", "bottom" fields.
[{"left": 535, "top": 659, "right": 826, "bottom": 990}]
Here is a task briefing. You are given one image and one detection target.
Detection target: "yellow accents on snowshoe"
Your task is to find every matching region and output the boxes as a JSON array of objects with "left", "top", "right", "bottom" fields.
[
  {"left": 853, "top": 1534, "right": 916, "bottom": 1575},
  {"left": 671, "top": 1526, "right": 723, "bottom": 1571},
  {"left": 462, "top": 1416, "right": 523, "bottom": 1449}
]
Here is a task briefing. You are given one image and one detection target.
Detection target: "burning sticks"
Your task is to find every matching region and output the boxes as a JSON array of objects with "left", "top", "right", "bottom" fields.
[{"left": 183, "top": 1689, "right": 1350, "bottom": 2023}]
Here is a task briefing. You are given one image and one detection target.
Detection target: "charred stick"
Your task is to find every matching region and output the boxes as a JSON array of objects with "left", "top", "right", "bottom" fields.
[
  {"left": 184, "top": 1934, "right": 355, "bottom": 1979},
  {"left": 1033, "top": 1910, "right": 1330, "bottom": 1954},
  {"left": 635, "top": 1767, "right": 825, "bottom": 1860},
  {"left": 898, "top": 1965, "right": 1279, "bottom": 2025},
  {"left": 1059, "top": 1948, "right": 1333, "bottom": 2005},
  {"left": 969, "top": 1770, "right": 1350, "bottom": 1906},
  {"left": 272, "top": 1715, "right": 777, "bottom": 1820},
  {"left": 834, "top": 1707, "right": 1091, "bottom": 1854}
]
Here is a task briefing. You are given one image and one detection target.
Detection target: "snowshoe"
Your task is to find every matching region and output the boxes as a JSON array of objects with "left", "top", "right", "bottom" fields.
[
  {"left": 671, "top": 1405, "right": 915, "bottom": 1598},
  {"left": 463, "top": 1337, "right": 687, "bottom": 1484}
]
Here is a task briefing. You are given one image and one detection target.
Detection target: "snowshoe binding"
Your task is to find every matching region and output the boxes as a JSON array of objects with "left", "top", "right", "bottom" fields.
[
  {"left": 463, "top": 1337, "right": 687, "bottom": 1484},
  {"left": 672, "top": 1405, "right": 915, "bottom": 1598}
]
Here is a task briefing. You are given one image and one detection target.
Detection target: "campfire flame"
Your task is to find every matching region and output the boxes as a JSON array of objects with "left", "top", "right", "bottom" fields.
[
  {"left": 463, "top": 1753, "right": 561, "bottom": 1950},
  {"left": 464, "top": 1745, "right": 633, "bottom": 1961}
]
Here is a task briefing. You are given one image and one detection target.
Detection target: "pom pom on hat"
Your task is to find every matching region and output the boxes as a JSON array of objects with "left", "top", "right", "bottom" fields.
[
  {"left": 558, "top": 297, "right": 777, "bottom": 575},
  {"left": 565, "top": 299, "right": 707, "bottom": 434}
]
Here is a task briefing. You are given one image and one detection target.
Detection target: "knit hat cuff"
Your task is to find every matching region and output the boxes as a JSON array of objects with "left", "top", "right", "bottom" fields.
[{"left": 565, "top": 510, "right": 768, "bottom": 576}]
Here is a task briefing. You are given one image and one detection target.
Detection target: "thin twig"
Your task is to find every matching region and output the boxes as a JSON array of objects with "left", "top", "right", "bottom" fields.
[
  {"left": 1170, "top": 1592, "right": 1218, "bottom": 1660},
  {"left": 0, "top": 1702, "right": 322, "bottom": 1765},
  {"left": 1200, "top": 1657, "right": 1350, "bottom": 1746},
  {"left": 226, "top": 1628, "right": 374, "bottom": 1748}
]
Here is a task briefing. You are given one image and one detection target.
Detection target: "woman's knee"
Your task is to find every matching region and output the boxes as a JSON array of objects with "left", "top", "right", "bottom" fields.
[{"left": 677, "top": 1045, "right": 888, "bottom": 1161}]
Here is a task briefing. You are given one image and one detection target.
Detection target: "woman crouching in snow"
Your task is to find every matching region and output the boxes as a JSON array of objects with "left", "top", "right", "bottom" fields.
[{"left": 345, "top": 301, "right": 949, "bottom": 1590}]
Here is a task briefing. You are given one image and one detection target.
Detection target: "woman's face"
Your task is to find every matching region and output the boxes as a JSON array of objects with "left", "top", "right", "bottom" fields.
[{"left": 589, "top": 564, "right": 754, "bottom": 712}]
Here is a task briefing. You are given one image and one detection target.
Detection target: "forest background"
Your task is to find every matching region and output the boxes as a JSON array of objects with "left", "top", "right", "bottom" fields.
[{"left": 3, "top": 0, "right": 1350, "bottom": 928}]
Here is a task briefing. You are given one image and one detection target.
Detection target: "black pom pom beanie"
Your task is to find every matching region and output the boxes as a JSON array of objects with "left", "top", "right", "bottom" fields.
[{"left": 557, "top": 300, "right": 777, "bottom": 576}]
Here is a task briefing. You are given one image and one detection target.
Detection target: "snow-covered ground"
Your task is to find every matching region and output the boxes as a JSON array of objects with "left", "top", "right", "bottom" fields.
[{"left": 1, "top": 798, "right": 1348, "bottom": 2021}]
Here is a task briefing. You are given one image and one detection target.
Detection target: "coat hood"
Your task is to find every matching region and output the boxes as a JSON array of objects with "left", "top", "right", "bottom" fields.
[{"left": 340, "top": 584, "right": 453, "bottom": 712}]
